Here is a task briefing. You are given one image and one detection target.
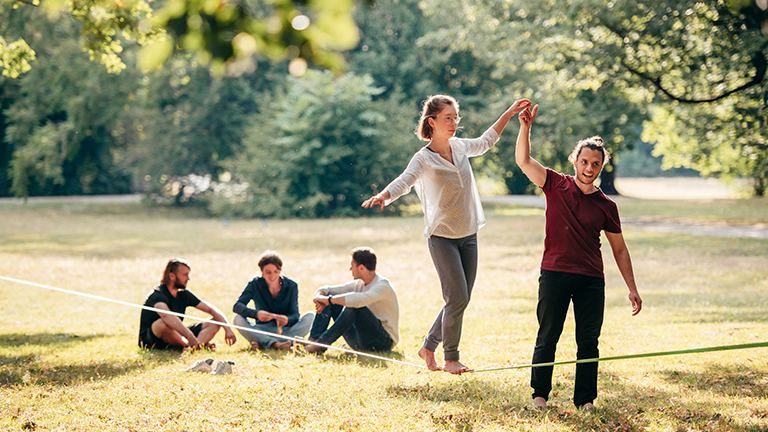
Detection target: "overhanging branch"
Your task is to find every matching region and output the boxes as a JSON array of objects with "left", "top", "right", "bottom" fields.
[
  {"left": 600, "top": 19, "right": 767, "bottom": 104},
  {"left": 620, "top": 57, "right": 765, "bottom": 104}
]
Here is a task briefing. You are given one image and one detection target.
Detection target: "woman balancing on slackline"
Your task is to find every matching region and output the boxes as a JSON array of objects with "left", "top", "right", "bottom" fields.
[{"left": 362, "top": 95, "right": 532, "bottom": 374}]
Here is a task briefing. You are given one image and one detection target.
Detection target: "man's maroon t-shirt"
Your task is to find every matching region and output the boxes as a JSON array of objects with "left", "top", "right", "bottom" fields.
[{"left": 540, "top": 169, "right": 621, "bottom": 278}]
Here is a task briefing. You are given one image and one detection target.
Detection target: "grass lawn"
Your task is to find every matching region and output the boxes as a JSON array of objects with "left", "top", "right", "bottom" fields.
[{"left": 1, "top": 200, "right": 767, "bottom": 431}]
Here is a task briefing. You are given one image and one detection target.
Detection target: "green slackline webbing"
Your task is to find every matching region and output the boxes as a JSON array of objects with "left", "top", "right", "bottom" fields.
[{"left": 468, "top": 341, "right": 768, "bottom": 373}]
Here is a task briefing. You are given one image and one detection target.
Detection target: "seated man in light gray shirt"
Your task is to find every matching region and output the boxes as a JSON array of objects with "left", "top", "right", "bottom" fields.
[{"left": 303, "top": 247, "right": 399, "bottom": 353}]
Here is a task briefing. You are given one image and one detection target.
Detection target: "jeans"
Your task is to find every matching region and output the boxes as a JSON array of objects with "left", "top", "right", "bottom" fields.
[
  {"left": 309, "top": 304, "right": 393, "bottom": 352},
  {"left": 423, "top": 233, "right": 478, "bottom": 362},
  {"left": 233, "top": 312, "right": 314, "bottom": 348},
  {"left": 531, "top": 269, "right": 605, "bottom": 407}
]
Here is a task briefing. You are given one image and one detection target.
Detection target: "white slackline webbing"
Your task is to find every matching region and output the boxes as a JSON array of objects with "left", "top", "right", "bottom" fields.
[{"left": 0, "top": 275, "right": 427, "bottom": 369}]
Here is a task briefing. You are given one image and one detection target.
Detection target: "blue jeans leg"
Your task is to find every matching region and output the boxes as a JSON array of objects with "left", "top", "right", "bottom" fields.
[
  {"left": 282, "top": 312, "right": 315, "bottom": 339},
  {"left": 341, "top": 306, "right": 393, "bottom": 352},
  {"left": 309, "top": 304, "right": 392, "bottom": 352},
  {"left": 233, "top": 314, "right": 281, "bottom": 348},
  {"left": 309, "top": 304, "right": 344, "bottom": 342}
]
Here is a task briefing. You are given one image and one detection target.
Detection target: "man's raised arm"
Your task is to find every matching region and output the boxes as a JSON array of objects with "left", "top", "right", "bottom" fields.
[{"left": 515, "top": 105, "right": 547, "bottom": 188}]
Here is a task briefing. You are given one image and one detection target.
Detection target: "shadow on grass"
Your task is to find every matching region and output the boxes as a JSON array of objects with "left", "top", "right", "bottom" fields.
[
  {"left": 0, "top": 332, "right": 100, "bottom": 348},
  {"left": 241, "top": 345, "right": 407, "bottom": 369},
  {"left": 385, "top": 366, "right": 768, "bottom": 431},
  {"left": 0, "top": 357, "right": 147, "bottom": 387},
  {"left": 594, "top": 365, "right": 768, "bottom": 432},
  {"left": 659, "top": 363, "right": 768, "bottom": 398},
  {"left": 0, "top": 332, "right": 178, "bottom": 387},
  {"left": 311, "top": 346, "right": 409, "bottom": 369}
]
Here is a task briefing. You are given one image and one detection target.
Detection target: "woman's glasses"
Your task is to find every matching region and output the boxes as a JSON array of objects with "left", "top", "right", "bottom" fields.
[{"left": 432, "top": 115, "right": 461, "bottom": 125}]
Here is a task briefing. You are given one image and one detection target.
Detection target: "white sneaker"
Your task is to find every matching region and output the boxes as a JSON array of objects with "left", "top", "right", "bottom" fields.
[
  {"left": 184, "top": 358, "right": 214, "bottom": 373},
  {"left": 210, "top": 359, "right": 235, "bottom": 375}
]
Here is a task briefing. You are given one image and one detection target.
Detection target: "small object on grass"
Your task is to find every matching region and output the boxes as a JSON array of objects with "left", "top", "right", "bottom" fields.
[
  {"left": 210, "top": 359, "right": 235, "bottom": 375},
  {"left": 184, "top": 358, "right": 215, "bottom": 373},
  {"left": 184, "top": 358, "right": 234, "bottom": 374}
]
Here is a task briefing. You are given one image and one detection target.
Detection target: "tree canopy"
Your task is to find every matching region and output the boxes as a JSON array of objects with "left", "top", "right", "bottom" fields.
[
  {"left": 591, "top": 0, "right": 768, "bottom": 194},
  {"left": 415, "top": 0, "right": 768, "bottom": 195},
  {"left": 1, "top": 0, "right": 766, "bottom": 208},
  {"left": 210, "top": 70, "right": 416, "bottom": 218},
  {"left": 0, "top": 0, "right": 360, "bottom": 78}
]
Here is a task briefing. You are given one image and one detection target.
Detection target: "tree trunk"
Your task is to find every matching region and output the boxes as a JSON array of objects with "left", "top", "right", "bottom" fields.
[{"left": 600, "top": 160, "right": 620, "bottom": 195}]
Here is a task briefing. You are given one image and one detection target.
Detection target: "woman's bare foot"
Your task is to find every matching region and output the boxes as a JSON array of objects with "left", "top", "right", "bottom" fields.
[
  {"left": 417, "top": 347, "right": 442, "bottom": 371},
  {"left": 273, "top": 340, "right": 292, "bottom": 350},
  {"left": 533, "top": 397, "right": 547, "bottom": 410},
  {"left": 443, "top": 360, "right": 472, "bottom": 375},
  {"left": 580, "top": 402, "right": 596, "bottom": 411},
  {"left": 250, "top": 341, "right": 264, "bottom": 350},
  {"left": 203, "top": 342, "right": 216, "bottom": 352}
]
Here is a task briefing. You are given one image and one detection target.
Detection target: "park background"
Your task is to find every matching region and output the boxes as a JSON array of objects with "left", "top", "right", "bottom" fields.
[
  {"left": 1, "top": 0, "right": 767, "bottom": 210},
  {"left": 1, "top": 0, "right": 768, "bottom": 431}
]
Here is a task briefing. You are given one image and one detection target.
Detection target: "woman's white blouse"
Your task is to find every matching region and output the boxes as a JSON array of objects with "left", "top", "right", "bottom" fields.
[{"left": 383, "top": 128, "right": 500, "bottom": 239}]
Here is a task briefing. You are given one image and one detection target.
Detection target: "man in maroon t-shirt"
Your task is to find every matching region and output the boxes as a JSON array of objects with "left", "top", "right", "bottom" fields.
[{"left": 515, "top": 105, "right": 642, "bottom": 410}]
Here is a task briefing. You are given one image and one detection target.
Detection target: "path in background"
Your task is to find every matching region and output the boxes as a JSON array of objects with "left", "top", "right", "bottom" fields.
[
  {"left": 483, "top": 177, "right": 768, "bottom": 240},
  {"left": 615, "top": 177, "right": 745, "bottom": 199},
  {"left": 0, "top": 194, "right": 142, "bottom": 204},
  {"left": 620, "top": 217, "right": 768, "bottom": 239},
  {"left": 1, "top": 181, "right": 764, "bottom": 239},
  {"left": 0, "top": 178, "right": 741, "bottom": 204}
]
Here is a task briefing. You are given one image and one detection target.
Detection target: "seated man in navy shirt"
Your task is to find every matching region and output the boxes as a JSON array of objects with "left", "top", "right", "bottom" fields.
[
  {"left": 138, "top": 258, "right": 236, "bottom": 350},
  {"left": 232, "top": 251, "right": 314, "bottom": 350}
]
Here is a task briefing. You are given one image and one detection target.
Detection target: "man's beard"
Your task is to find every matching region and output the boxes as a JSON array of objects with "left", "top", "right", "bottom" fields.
[
  {"left": 174, "top": 281, "right": 186, "bottom": 290},
  {"left": 576, "top": 172, "right": 595, "bottom": 186}
]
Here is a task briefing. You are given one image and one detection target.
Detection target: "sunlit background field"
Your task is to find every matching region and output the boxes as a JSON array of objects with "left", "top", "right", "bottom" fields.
[{"left": 1, "top": 191, "right": 767, "bottom": 431}]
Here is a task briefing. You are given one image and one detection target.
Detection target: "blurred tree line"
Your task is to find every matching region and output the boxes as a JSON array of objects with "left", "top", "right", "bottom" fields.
[{"left": 0, "top": 0, "right": 765, "bottom": 218}]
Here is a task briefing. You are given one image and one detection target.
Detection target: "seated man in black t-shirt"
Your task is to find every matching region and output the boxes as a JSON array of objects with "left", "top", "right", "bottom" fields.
[{"left": 138, "top": 258, "right": 236, "bottom": 350}]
